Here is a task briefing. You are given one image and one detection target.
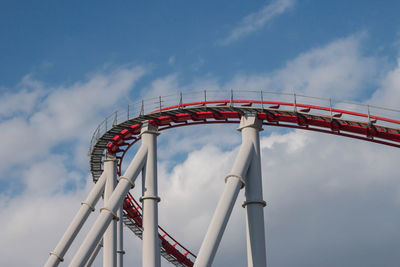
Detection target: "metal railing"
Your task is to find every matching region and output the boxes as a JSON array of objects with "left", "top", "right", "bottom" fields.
[
  {"left": 89, "top": 90, "right": 400, "bottom": 154},
  {"left": 125, "top": 192, "right": 196, "bottom": 264}
]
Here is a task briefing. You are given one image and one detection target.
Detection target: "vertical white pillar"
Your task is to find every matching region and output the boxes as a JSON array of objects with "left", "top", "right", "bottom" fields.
[
  {"left": 44, "top": 172, "right": 107, "bottom": 267},
  {"left": 194, "top": 133, "right": 254, "bottom": 267},
  {"left": 141, "top": 121, "right": 161, "bottom": 267},
  {"left": 103, "top": 153, "right": 117, "bottom": 267},
  {"left": 116, "top": 205, "right": 125, "bottom": 267},
  {"left": 240, "top": 114, "right": 267, "bottom": 267},
  {"left": 69, "top": 144, "right": 147, "bottom": 267}
]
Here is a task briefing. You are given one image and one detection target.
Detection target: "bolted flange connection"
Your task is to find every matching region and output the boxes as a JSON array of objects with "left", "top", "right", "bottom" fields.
[
  {"left": 139, "top": 196, "right": 161, "bottom": 203},
  {"left": 225, "top": 174, "right": 245, "bottom": 189},
  {"left": 242, "top": 200, "right": 267, "bottom": 208},
  {"left": 49, "top": 252, "right": 64, "bottom": 262},
  {"left": 118, "top": 176, "right": 135, "bottom": 189},
  {"left": 81, "top": 201, "right": 95, "bottom": 212},
  {"left": 99, "top": 207, "right": 120, "bottom": 221}
]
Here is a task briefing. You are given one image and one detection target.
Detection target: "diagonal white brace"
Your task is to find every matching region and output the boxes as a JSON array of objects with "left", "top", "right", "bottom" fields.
[
  {"left": 44, "top": 171, "right": 107, "bottom": 267},
  {"left": 69, "top": 139, "right": 148, "bottom": 267},
  {"left": 84, "top": 239, "right": 103, "bottom": 267},
  {"left": 195, "top": 137, "right": 254, "bottom": 267}
]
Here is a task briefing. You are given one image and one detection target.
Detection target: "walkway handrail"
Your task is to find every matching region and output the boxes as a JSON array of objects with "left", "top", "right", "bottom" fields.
[{"left": 89, "top": 90, "right": 400, "bottom": 155}]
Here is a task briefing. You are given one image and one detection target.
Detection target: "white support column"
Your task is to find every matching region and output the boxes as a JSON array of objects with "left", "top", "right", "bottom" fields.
[
  {"left": 69, "top": 143, "right": 148, "bottom": 267},
  {"left": 116, "top": 205, "right": 125, "bottom": 267},
  {"left": 84, "top": 239, "right": 103, "bottom": 267},
  {"left": 240, "top": 114, "right": 267, "bottom": 267},
  {"left": 141, "top": 122, "right": 161, "bottom": 267},
  {"left": 44, "top": 172, "right": 107, "bottom": 267},
  {"left": 103, "top": 154, "right": 117, "bottom": 267},
  {"left": 194, "top": 131, "right": 254, "bottom": 267}
]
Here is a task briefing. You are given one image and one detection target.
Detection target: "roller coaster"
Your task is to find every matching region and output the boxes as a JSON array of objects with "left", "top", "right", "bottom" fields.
[{"left": 45, "top": 90, "right": 400, "bottom": 267}]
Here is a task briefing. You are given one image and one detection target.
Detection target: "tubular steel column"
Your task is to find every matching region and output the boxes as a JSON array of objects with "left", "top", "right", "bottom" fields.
[
  {"left": 69, "top": 142, "right": 148, "bottom": 267},
  {"left": 84, "top": 240, "right": 102, "bottom": 267},
  {"left": 240, "top": 114, "right": 267, "bottom": 267},
  {"left": 45, "top": 172, "right": 107, "bottom": 267},
  {"left": 103, "top": 154, "right": 117, "bottom": 267},
  {"left": 116, "top": 205, "right": 125, "bottom": 267},
  {"left": 141, "top": 122, "right": 161, "bottom": 267},
  {"left": 194, "top": 124, "right": 255, "bottom": 267}
]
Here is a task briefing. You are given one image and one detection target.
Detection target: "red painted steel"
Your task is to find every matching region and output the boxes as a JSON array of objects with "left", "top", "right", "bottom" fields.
[
  {"left": 106, "top": 99, "right": 400, "bottom": 267},
  {"left": 123, "top": 192, "right": 196, "bottom": 266}
]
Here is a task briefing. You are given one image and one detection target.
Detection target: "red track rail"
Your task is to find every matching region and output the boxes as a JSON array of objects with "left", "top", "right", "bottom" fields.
[
  {"left": 93, "top": 99, "right": 400, "bottom": 267},
  {"left": 123, "top": 193, "right": 196, "bottom": 266}
]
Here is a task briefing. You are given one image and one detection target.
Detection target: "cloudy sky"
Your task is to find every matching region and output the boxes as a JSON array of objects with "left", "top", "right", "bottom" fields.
[{"left": 1, "top": 0, "right": 400, "bottom": 266}]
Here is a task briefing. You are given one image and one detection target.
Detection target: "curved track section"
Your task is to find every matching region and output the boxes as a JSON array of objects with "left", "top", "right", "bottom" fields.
[
  {"left": 89, "top": 90, "right": 400, "bottom": 266},
  {"left": 123, "top": 192, "right": 196, "bottom": 266}
]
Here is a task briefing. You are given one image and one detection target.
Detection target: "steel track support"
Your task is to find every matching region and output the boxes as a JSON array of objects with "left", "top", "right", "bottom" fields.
[
  {"left": 141, "top": 122, "right": 161, "bottom": 267},
  {"left": 69, "top": 142, "right": 148, "bottom": 267},
  {"left": 103, "top": 153, "right": 117, "bottom": 267},
  {"left": 116, "top": 205, "right": 125, "bottom": 267},
  {"left": 84, "top": 239, "right": 103, "bottom": 267},
  {"left": 240, "top": 115, "right": 267, "bottom": 267},
  {"left": 194, "top": 115, "right": 257, "bottom": 267},
  {"left": 44, "top": 172, "right": 107, "bottom": 267}
]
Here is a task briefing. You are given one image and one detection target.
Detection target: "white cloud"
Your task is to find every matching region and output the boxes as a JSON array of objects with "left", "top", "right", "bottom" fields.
[
  {"left": 260, "top": 130, "right": 308, "bottom": 153},
  {"left": 140, "top": 36, "right": 376, "bottom": 106},
  {"left": 0, "top": 172, "right": 89, "bottom": 266},
  {"left": 0, "top": 88, "right": 44, "bottom": 118},
  {"left": 168, "top": 55, "right": 176, "bottom": 65},
  {"left": 0, "top": 66, "right": 146, "bottom": 176},
  {"left": 3, "top": 32, "right": 400, "bottom": 266},
  {"left": 141, "top": 73, "right": 180, "bottom": 100},
  {"left": 225, "top": 33, "right": 377, "bottom": 100},
  {"left": 270, "top": 34, "right": 377, "bottom": 99},
  {"left": 126, "top": 34, "right": 399, "bottom": 266},
  {"left": 0, "top": 65, "right": 147, "bottom": 266},
  {"left": 218, "top": 0, "right": 296, "bottom": 45},
  {"left": 150, "top": 126, "right": 400, "bottom": 266},
  {"left": 368, "top": 56, "right": 400, "bottom": 110}
]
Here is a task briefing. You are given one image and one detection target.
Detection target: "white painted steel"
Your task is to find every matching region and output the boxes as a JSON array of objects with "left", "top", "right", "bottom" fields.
[
  {"left": 84, "top": 239, "right": 103, "bottom": 267},
  {"left": 103, "top": 154, "right": 117, "bottom": 267},
  {"left": 240, "top": 115, "right": 267, "bottom": 267},
  {"left": 194, "top": 129, "right": 254, "bottom": 267},
  {"left": 116, "top": 205, "right": 124, "bottom": 267},
  {"left": 44, "top": 172, "right": 107, "bottom": 267},
  {"left": 69, "top": 143, "right": 148, "bottom": 267},
  {"left": 194, "top": 177, "right": 243, "bottom": 267},
  {"left": 141, "top": 122, "right": 161, "bottom": 267}
]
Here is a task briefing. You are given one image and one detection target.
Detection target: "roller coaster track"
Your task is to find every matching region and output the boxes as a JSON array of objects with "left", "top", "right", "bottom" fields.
[{"left": 88, "top": 90, "right": 400, "bottom": 266}]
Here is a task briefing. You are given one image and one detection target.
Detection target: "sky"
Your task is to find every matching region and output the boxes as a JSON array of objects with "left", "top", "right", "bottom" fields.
[{"left": 1, "top": 0, "right": 400, "bottom": 266}]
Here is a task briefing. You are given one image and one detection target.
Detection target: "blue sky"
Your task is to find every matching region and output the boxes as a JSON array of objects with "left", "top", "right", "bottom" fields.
[
  {"left": 1, "top": 1, "right": 400, "bottom": 266},
  {"left": 1, "top": 0, "right": 400, "bottom": 88}
]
